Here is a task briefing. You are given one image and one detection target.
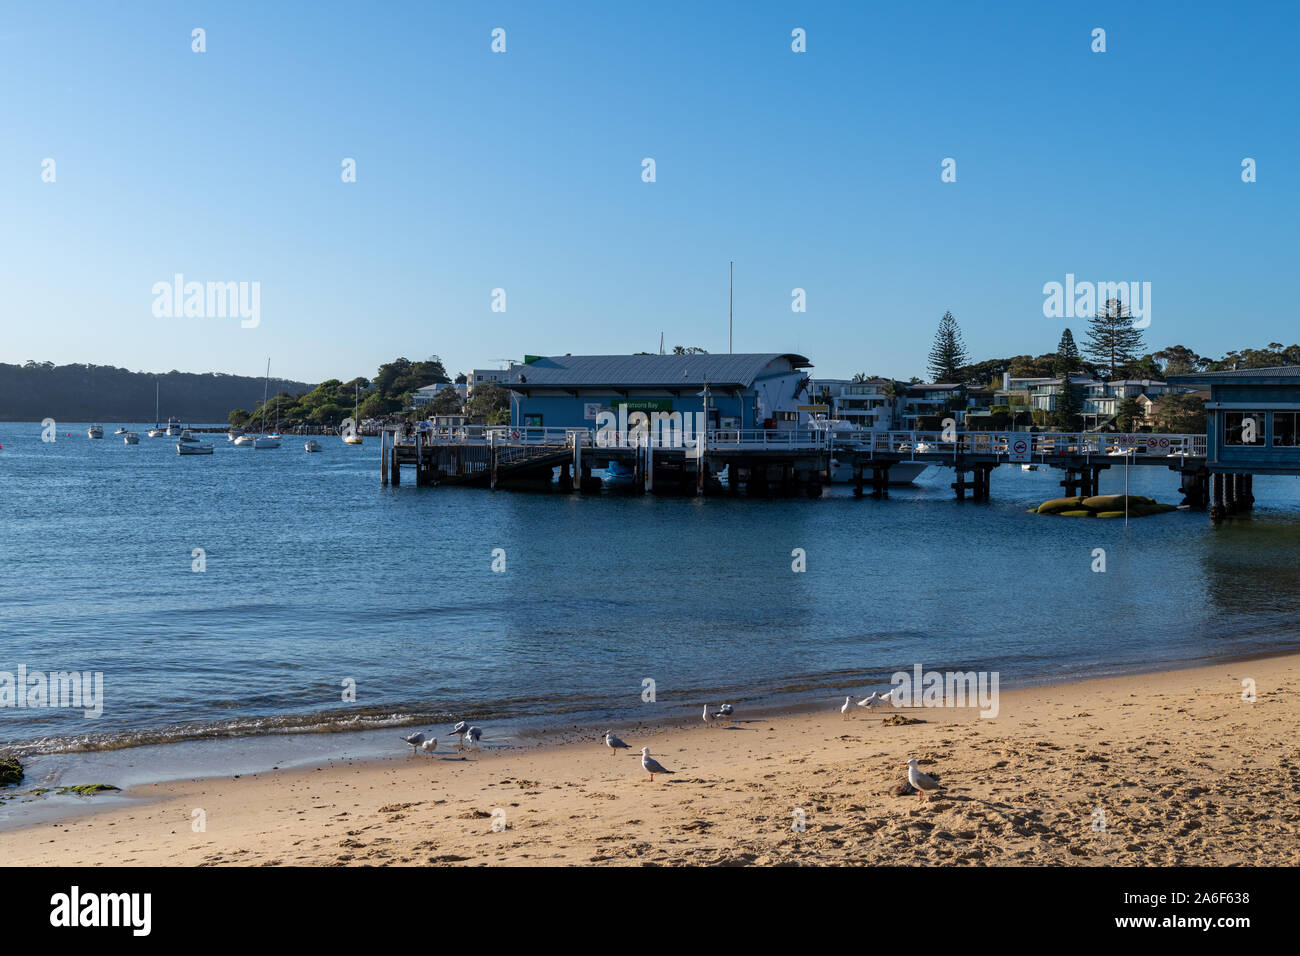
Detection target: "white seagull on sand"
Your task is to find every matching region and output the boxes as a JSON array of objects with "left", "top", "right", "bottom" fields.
[
  {"left": 907, "top": 759, "right": 942, "bottom": 803},
  {"left": 602, "top": 731, "right": 630, "bottom": 755},
  {"left": 702, "top": 705, "right": 715, "bottom": 729},
  {"left": 639, "top": 747, "right": 674, "bottom": 782},
  {"left": 858, "top": 689, "right": 899, "bottom": 710},
  {"left": 447, "top": 721, "right": 481, "bottom": 750},
  {"left": 421, "top": 737, "right": 438, "bottom": 755},
  {"left": 841, "top": 695, "right": 854, "bottom": 719},
  {"left": 717, "top": 703, "right": 735, "bottom": 722},
  {"left": 402, "top": 731, "right": 426, "bottom": 756}
]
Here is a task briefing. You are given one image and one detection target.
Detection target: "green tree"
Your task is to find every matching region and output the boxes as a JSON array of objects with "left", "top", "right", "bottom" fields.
[
  {"left": 671, "top": 345, "right": 709, "bottom": 354},
  {"left": 465, "top": 382, "right": 511, "bottom": 424},
  {"left": 429, "top": 387, "right": 464, "bottom": 416},
  {"left": 926, "top": 311, "right": 968, "bottom": 383},
  {"left": 228, "top": 408, "right": 250, "bottom": 427},
  {"left": 357, "top": 392, "right": 398, "bottom": 420},
  {"left": 1051, "top": 329, "right": 1083, "bottom": 429},
  {"left": 1151, "top": 345, "right": 1205, "bottom": 376},
  {"left": 1084, "top": 298, "right": 1146, "bottom": 379},
  {"left": 1116, "top": 396, "right": 1144, "bottom": 431},
  {"left": 1152, "top": 393, "right": 1206, "bottom": 433}
]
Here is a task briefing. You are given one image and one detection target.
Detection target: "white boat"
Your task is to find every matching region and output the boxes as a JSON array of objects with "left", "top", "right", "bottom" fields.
[
  {"left": 807, "top": 417, "right": 928, "bottom": 485},
  {"left": 87, "top": 424, "right": 103, "bottom": 439},
  {"left": 113, "top": 427, "right": 127, "bottom": 436},
  {"left": 233, "top": 434, "right": 257, "bottom": 447},
  {"left": 146, "top": 382, "right": 165, "bottom": 437},
  {"left": 165, "top": 417, "right": 184, "bottom": 437},
  {"left": 177, "top": 429, "right": 201, "bottom": 443},
  {"left": 252, "top": 358, "right": 282, "bottom": 449},
  {"left": 177, "top": 441, "right": 213, "bottom": 455},
  {"left": 342, "top": 383, "right": 363, "bottom": 444},
  {"left": 123, "top": 431, "right": 140, "bottom": 445},
  {"left": 228, "top": 427, "right": 245, "bottom": 441},
  {"left": 304, "top": 439, "right": 322, "bottom": 453}
]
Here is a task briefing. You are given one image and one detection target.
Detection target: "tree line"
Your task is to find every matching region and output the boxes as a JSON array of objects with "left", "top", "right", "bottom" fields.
[
  {"left": 227, "top": 355, "right": 512, "bottom": 429},
  {"left": 0, "top": 362, "right": 313, "bottom": 423}
]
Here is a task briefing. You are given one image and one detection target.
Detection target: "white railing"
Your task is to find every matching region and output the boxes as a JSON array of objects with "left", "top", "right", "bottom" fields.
[
  {"left": 395, "top": 425, "right": 1207, "bottom": 459},
  {"left": 833, "top": 430, "right": 1206, "bottom": 460}
]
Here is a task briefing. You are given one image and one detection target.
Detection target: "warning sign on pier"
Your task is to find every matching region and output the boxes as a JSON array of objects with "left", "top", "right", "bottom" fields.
[{"left": 1009, "top": 436, "right": 1031, "bottom": 462}]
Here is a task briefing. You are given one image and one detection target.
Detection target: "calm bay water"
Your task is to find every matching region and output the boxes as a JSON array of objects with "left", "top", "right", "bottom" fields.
[{"left": 4, "top": 422, "right": 1300, "bottom": 768}]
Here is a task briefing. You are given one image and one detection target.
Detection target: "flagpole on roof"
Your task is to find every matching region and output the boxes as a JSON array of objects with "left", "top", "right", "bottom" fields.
[{"left": 729, "top": 260, "right": 734, "bottom": 354}]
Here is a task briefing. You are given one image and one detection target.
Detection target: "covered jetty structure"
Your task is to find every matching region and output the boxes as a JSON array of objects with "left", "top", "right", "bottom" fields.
[
  {"left": 501, "top": 352, "right": 815, "bottom": 431},
  {"left": 1167, "top": 366, "right": 1300, "bottom": 519}
]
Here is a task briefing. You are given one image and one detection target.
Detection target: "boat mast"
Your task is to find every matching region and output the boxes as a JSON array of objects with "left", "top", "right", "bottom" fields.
[{"left": 729, "top": 259, "right": 734, "bottom": 354}]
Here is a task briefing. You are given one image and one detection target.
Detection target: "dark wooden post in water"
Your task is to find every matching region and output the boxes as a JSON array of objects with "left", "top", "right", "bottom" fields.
[
  {"left": 379, "top": 430, "right": 389, "bottom": 486},
  {"left": 867, "top": 464, "right": 889, "bottom": 498},
  {"left": 852, "top": 462, "right": 864, "bottom": 498},
  {"left": 489, "top": 432, "right": 498, "bottom": 489},
  {"left": 952, "top": 466, "right": 970, "bottom": 500},
  {"left": 1241, "top": 473, "right": 1255, "bottom": 511},
  {"left": 1209, "top": 472, "right": 1223, "bottom": 520},
  {"left": 1178, "top": 469, "right": 1207, "bottom": 508}
]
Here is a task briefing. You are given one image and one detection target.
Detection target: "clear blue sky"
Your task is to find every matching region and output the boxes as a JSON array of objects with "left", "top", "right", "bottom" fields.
[{"left": 2, "top": 0, "right": 1295, "bottom": 385}]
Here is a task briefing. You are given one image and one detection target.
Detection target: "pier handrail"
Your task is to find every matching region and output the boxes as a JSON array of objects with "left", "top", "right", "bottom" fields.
[
  {"left": 391, "top": 424, "right": 1206, "bottom": 458},
  {"left": 830, "top": 430, "right": 1206, "bottom": 460}
]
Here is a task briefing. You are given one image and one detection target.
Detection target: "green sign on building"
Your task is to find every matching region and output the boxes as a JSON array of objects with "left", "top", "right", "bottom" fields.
[{"left": 609, "top": 399, "right": 675, "bottom": 412}]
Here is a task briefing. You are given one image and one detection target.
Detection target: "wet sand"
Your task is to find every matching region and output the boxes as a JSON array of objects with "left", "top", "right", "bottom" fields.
[{"left": 6, "top": 654, "right": 1298, "bottom": 866}]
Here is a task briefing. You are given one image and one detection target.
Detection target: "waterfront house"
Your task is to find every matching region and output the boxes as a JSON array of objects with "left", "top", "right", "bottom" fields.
[
  {"left": 466, "top": 367, "right": 517, "bottom": 393},
  {"left": 1080, "top": 379, "right": 1197, "bottom": 429},
  {"left": 902, "top": 383, "right": 968, "bottom": 428},
  {"left": 411, "top": 382, "right": 468, "bottom": 408},
  {"left": 811, "top": 378, "right": 903, "bottom": 430},
  {"left": 502, "top": 353, "right": 814, "bottom": 430}
]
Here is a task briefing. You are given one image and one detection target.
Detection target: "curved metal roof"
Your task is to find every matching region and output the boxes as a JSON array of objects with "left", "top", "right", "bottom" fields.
[
  {"left": 1168, "top": 366, "right": 1300, "bottom": 385},
  {"left": 506, "top": 353, "right": 812, "bottom": 389}
]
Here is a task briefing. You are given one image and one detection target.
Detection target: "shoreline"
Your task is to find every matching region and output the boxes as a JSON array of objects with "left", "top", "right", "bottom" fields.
[
  {"left": 8, "top": 635, "right": 1298, "bottom": 762},
  {"left": 5, "top": 652, "right": 1298, "bottom": 866}
]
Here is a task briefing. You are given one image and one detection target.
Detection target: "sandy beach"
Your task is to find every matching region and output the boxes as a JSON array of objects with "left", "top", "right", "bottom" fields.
[{"left": 6, "top": 655, "right": 1299, "bottom": 867}]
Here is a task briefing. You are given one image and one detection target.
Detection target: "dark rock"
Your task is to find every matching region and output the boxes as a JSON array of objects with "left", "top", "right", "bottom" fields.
[{"left": 0, "top": 756, "right": 22, "bottom": 786}]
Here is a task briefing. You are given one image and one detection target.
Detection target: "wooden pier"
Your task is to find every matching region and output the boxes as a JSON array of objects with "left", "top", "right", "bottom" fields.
[{"left": 379, "top": 426, "right": 1214, "bottom": 506}]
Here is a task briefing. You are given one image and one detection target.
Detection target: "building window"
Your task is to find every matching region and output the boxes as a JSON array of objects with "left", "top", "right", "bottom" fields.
[
  {"left": 523, "top": 413, "right": 543, "bottom": 427},
  {"left": 1274, "top": 412, "right": 1299, "bottom": 447},
  {"left": 1223, "top": 411, "right": 1265, "bottom": 446}
]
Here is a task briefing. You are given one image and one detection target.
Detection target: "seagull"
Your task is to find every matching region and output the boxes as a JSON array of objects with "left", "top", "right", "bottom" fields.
[
  {"left": 447, "top": 721, "right": 475, "bottom": 750},
  {"left": 717, "top": 703, "right": 735, "bottom": 722},
  {"left": 420, "top": 737, "right": 438, "bottom": 755},
  {"left": 841, "top": 695, "right": 854, "bottom": 719},
  {"left": 907, "top": 759, "right": 942, "bottom": 803},
  {"left": 858, "top": 689, "right": 899, "bottom": 710},
  {"left": 639, "top": 747, "right": 674, "bottom": 782},
  {"left": 602, "top": 731, "right": 630, "bottom": 755},
  {"left": 465, "top": 726, "right": 482, "bottom": 749},
  {"left": 702, "top": 705, "right": 715, "bottom": 729},
  {"left": 402, "top": 731, "right": 426, "bottom": 756}
]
